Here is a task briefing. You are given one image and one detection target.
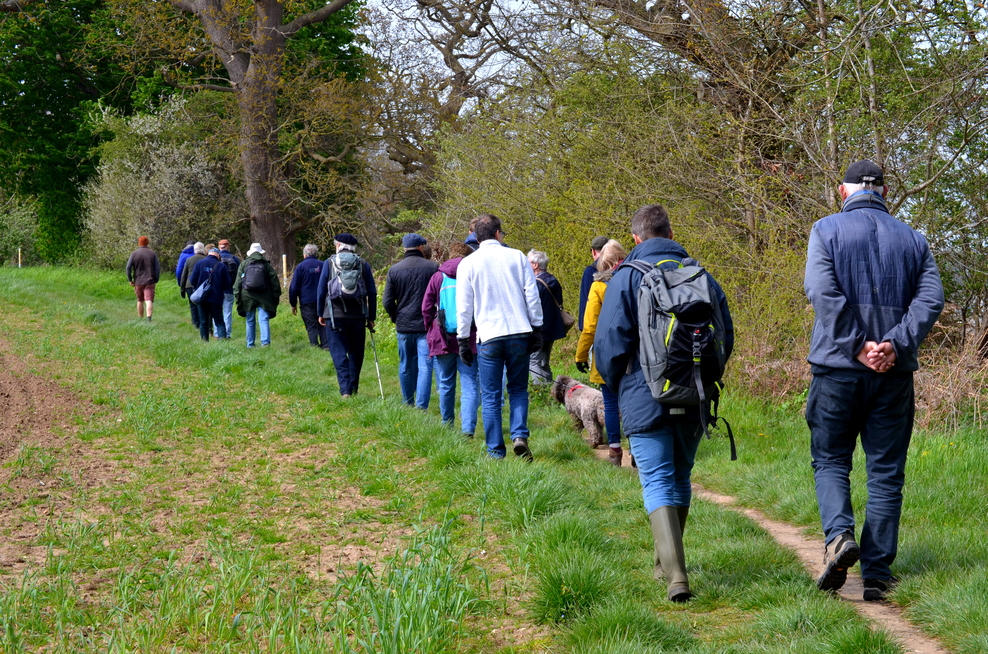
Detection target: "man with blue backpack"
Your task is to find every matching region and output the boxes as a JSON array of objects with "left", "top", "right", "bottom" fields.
[
  {"left": 595, "top": 204, "right": 734, "bottom": 603},
  {"left": 317, "top": 234, "right": 377, "bottom": 398},
  {"left": 216, "top": 239, "right": 240, "bottom": 339},
  {"left": 422, "top": 243, "right": 480, "bottom": 436}
]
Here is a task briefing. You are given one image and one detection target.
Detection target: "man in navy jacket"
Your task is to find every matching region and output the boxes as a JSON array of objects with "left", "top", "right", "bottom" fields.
[
  {"left": 804, "top": 160, "right": 943, "bottom": 601},
  {"left": 289, "top": 243, "right": 327, "bottom": 348},
  {"left": 595, "top": 205, "right": 733, "bottom": 603}
]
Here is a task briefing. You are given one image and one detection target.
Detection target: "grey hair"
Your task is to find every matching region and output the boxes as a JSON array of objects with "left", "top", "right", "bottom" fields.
[
  {"left": 527, "top": 249, "right": 549, "bottom": 271},
  {"left": 843, "top": 181, "right": 884, "bottom": 194},
  {"left": 193, "top": 241, "right": 205, "bottom": 255},
  {"left": 335, "top": 240, "right": 356, "bottom": 253},
  {"left": 303, "top": 243, "right": 318, "bottom": 257}
]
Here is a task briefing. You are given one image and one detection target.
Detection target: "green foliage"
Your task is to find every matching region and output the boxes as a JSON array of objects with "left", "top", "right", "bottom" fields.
[
  {"left": 0, "top": 1, "right": 134, "bottom": 263},
  {"left": 0, "top": 195, "right": 41, "bottom": 266}
]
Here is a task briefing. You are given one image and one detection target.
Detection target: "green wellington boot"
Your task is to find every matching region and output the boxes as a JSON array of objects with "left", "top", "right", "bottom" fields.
[
  {"left": 649, "top": 506, "right": 692, "bottom": 602},
  {"left": 652, "top": 505, "right": 690, "bottom": 579}
]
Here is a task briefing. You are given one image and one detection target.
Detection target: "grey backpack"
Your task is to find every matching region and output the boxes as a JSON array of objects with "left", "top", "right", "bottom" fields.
[{"left": 625, "top": 258, "right": 735, "bottom": 459}]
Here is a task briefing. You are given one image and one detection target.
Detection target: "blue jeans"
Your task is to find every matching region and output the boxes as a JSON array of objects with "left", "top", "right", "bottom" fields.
[
  {"left": 477, "top": 336, "right": 530, "bottom": 457},
  {"left": 434, "top": 353, "right": 480, "bottom": 435},
  {"left": 222, "top": 291, "right": 234, "bottom": 337},
  {"left": 629, "top": 420, "right": 702, "bottom": 513},
  {"left": 601, "top": 383, "right": 621, "bottom": 446},
  {"left": 245, "top": 306, "right": 271, "bottom": 347},
  {"left": 397, "top": 332, "right": 432, "bottom": 409},
  {"left": 807, "top": 370, "right": 914, "bottom": 580}
]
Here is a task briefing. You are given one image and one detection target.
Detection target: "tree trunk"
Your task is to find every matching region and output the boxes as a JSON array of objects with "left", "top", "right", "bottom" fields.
[{"left": 236, "top": 1, "right": 295, "bottom": 269}]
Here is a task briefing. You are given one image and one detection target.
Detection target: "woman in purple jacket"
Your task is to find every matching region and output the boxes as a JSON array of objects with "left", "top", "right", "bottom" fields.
[{"left": 422, "top": 243, "right": 479, "bottom": 437}]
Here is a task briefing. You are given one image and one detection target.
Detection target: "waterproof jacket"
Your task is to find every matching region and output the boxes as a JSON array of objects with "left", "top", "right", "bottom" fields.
[
  {"left": 805, "top": 191, "right": 944, "bottom": 373},
  {"left": 383, "top": 249, "right": 439, "bottom": 334},
  {"left": 176, "top": 246, "right": 195, "bottom": 284},
  {"left": 180, "top": 253, "right": 206, "bottom": 292},
  {"left": 288, "top": 255, "right": 324, "bottom": 308},
  {"left": 422, "top": 257, "right": 477, "bottom": 356},
  {"left": 233, "top": 253, "right": 281, "bottom": 318},
  {"left": 189, "top": 255, "right": 232, "bottom": 304},
  {"left": 315, "top": 252, "right": 377, "bottom": 322},
  {"left": 594, "top": 237, "right": 734, "bottom": 435},
  {"left": 219, "top": 251, "right": 240, "bottom": 291},
  {"left": 578, "top": 262, "right": 597, "bottom": 331},
  {"left": 464, "top": 233, "right": 479, "bottom": 251},
  {"left": 576, "top": 278, "right": 609, "bottom": 385},
  {"left": 126, "top": 246, "right": 161, "bottom": 286},
  {"left": 535, "top": 271, "right": 567, "bottom": 342}
]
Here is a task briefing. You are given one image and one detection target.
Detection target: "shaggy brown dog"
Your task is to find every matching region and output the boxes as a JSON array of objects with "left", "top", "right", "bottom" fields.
[{"left": 551, "top": 374, "right": 606, "bottom": 448}]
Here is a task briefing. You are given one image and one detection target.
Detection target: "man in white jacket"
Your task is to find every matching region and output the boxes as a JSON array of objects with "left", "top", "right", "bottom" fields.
[{"left": 456, "top": 214, "right": 543, "bottom": 459}]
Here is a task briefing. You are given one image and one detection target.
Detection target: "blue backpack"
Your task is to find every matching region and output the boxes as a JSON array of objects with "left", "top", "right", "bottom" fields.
[{"left": 437, "top": 274, "right": 457, "bottom": 335}]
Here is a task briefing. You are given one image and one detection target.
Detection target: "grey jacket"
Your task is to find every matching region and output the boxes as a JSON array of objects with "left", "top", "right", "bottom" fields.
[{"left": 804, "top": 191, "right": 944, "bottom": 373}]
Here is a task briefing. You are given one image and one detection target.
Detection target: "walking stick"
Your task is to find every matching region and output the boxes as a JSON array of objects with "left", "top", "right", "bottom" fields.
[{"left": 369, "top": 325, "right": 385, "bottom": 399}]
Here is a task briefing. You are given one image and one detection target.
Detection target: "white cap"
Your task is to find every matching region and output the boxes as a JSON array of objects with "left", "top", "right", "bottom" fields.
[{"left": 246, "top": 243, "right": 265, "bottom": 256}]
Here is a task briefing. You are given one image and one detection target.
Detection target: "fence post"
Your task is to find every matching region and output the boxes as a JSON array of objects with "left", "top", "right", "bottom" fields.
[
  {"left": 282, "top": 254, "right": 288, "bottom": 288},
  {"left": 17, "top": 247, "right": 21, "bottom": 268}
]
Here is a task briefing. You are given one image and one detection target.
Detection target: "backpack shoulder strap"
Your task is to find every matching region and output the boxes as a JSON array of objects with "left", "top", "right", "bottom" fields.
[{"left": 621, "top": 260, "right": 654, "bottom": 275}]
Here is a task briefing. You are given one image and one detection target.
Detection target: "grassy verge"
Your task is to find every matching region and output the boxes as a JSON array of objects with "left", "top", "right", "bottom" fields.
[
  {"left": 0, "top": 266, "right": 922, "bottom": 653},
  {"left": 696, "top": 396, "right": 988, "bottom": 654}
]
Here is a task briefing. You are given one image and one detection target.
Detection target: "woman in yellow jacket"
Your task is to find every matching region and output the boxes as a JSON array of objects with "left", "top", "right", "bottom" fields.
[{"left": 575, "top": 240, "right": 628, "bottom": 465}]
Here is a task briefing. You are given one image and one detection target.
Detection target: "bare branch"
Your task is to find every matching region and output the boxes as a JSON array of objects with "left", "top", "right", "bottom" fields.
[
  {"left": 280, "top": 0, "right": 358, "bottom": 38},
  {"left": 163, "top": 79, "right": 235, "bottom": 93},
  {"left": 305, "top": 144, "right": 354, "bottom": 164},
  {"left": 166, "top": 0, "right": 198, "bottom": 13}
]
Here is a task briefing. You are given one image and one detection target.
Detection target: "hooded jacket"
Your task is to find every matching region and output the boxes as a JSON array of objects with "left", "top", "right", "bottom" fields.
[
  {"left": 189, "top": 254, "right": 232, "bottom": 304},
  {"left": 804, "top": 190, "right": 944, "bottom": 373},
  {"left": 594, "top": 237, "right": 734, "bottom": 435},
  {"left": 422, "top": 257, "right": 477, "bottom": 356},
  {"left": 233, "top": 252, "right": 281, "bottom": 318},
  {"left": 176, "top": 245, "right": 195, "bottom": 284},
  {"left": 180, "top": 253, "right": 206, "bottom": 293},
  {"left": 383, "top": 249, "right": 439, "bottom": 333}
]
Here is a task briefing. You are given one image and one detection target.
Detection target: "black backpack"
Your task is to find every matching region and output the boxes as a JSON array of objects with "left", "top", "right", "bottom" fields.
[
  {"left": 220, "top": 252, "right": 239, "bottom": 281},
  {"left": 242, "top": 260, "right": 268, "bottom": 292}
]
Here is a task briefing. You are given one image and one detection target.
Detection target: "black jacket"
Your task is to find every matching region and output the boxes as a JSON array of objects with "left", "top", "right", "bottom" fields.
[
  {"left": 383, "top": 250, "right": 439, "bottom": 333},
  {"left": 536, "top": 271, "right": 567, "bottom": 342}
]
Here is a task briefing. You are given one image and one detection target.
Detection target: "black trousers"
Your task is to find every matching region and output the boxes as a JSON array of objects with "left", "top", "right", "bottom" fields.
[
  {"left": 300, "top": 303, "right": 327, "bottom": 348},
  {"left": 325, "top": 317, "right": 366, "bottom": 395},
  {"left": 188, "top": 297, "right": 200, "bottom": 328}
]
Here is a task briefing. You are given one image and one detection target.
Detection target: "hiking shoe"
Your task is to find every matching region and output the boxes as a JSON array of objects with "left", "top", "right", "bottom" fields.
[
  {"left": 512, "top": 437, "right": 533, "bottom": 461},
  {"left": 863, "top": 576, "right": 899, "bottom": 602},
  {"left": 816, "top": 532, "right": 860, "bottom": 591},
  {"left": 608, "top": 447, "right": 623, "bottom": 466}
]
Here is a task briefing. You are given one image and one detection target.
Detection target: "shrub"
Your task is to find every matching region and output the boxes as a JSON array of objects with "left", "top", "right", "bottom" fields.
[{"left": 0, "top": 195, "right": 41, "bottom": 267}]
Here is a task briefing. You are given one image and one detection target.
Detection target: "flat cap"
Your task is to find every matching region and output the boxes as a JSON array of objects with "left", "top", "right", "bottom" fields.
[
  {"left": 591, "top": 235, "right": 609, "bottom": 251},
  {"left": 402, "top": 233, "right": 427, "bottom": 248},
  {"left": 334, "top": 233, "right": 359, "bottom": 246}
]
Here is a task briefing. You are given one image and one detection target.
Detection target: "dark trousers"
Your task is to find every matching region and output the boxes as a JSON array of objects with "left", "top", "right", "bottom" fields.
[
  {"left": 300, "top": 303, "right": 327, "bottom": 348},
  {"left": 806, "top": 369, "right": 915, "bottom": 580},
  {"left": 195, "top": 302, "right": 224, "bottom": 340},
  {"left": 188, "top": 297, "right": 200, "bottom": 329},
  {"left": 325, "top": 317, "right": 366, "bottom": 395}
]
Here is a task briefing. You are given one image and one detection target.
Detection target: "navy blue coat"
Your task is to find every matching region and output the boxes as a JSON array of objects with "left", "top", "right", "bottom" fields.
[
  {"left": 189, "top": 255, "right": 232, "bottom": 305},
  {"left": 536, "top": 271, "right": 567, "bottom": 342},
  {"left": 805, "top": 191, "right": 943, "bottom": 372},
  {"left": 578, "top": 262, "right": 596, "bottom": 331},
  {"left": 289, "top": 255, "right": 325, "bottom": 308},
  {"left": 316, "top": 253, "right": 377, "bottom": 322},
  {"left": 594, "top": 238, "right": 734, "bottom": 436}
]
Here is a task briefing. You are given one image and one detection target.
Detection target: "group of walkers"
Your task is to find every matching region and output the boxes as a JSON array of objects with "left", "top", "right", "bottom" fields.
[{"left": 124, "top": 159, "right": 944, "bottom": 608}]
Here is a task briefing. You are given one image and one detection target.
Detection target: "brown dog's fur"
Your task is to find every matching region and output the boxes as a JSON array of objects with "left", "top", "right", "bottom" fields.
[{"left": 551, "top": 374, "right": 606, "bottom": 448}]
